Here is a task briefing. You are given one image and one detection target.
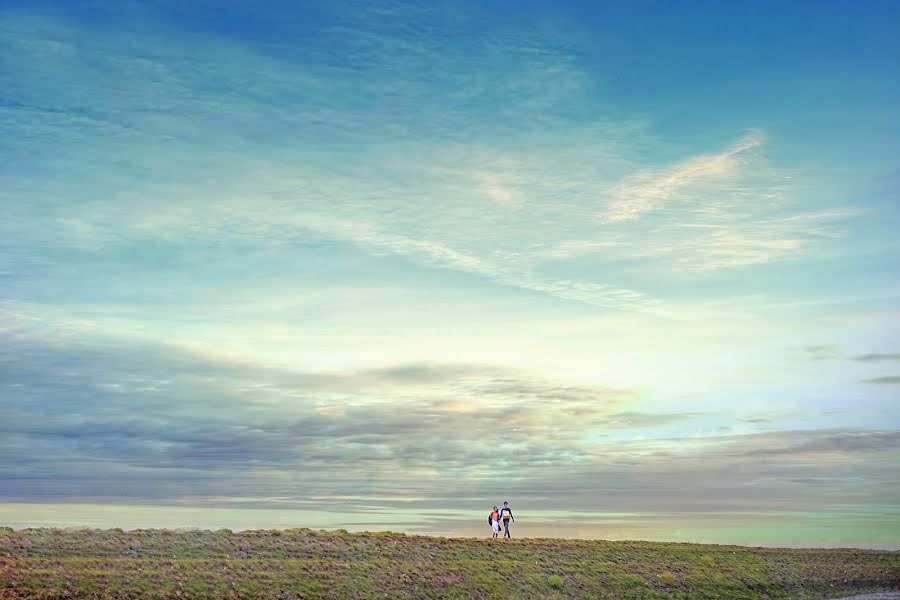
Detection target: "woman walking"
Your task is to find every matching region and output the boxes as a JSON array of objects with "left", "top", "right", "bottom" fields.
[{"left": 488, "top": 505, "right": 501, "bottom": 538}]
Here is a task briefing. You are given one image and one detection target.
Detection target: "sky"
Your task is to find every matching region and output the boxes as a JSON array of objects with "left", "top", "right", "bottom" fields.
[{"left": 1, "top": 0, "right": 899, "bottom": 548}]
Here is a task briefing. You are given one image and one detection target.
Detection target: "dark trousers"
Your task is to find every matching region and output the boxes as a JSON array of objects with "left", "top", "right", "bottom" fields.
[{"left": 502, "top": 519, "right": 511, "bottom": 538}]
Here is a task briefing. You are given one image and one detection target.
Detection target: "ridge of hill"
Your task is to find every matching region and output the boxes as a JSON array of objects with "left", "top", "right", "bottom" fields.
[{"left": 1, "top": 527, "right": 897, "bottom": 599}]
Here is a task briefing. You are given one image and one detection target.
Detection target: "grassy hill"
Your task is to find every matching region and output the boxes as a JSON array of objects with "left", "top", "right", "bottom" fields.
[{"left": 1, "top": 527, "right": 897, "bottom": 599}]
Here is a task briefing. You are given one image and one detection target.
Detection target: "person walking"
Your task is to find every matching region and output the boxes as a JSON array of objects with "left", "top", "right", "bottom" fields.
[
  {"left": 499, "top": 501, "right": 515, "bottom": 539},
  {"left": 488, "top": 506, "right": 501, "bottom": 538}
]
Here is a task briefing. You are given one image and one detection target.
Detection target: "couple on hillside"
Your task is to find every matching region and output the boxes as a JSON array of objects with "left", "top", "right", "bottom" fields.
[{"left": 487, "top": 501, "right": 515, "bottom": 539}]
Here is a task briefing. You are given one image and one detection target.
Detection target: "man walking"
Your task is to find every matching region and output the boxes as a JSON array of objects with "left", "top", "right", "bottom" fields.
[{"left": 499, "top": 501, "right": 515, "bottom": 538}]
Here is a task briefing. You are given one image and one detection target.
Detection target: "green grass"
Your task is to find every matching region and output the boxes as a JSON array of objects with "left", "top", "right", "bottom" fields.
[{"left": 0, "top": 527, "right": 897, "bottom": 599}]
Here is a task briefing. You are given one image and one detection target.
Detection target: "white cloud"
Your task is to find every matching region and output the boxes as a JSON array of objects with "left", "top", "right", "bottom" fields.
[
  {"left": 509, "top": 135, "right": 855, "bottom": 274},
  {"left": 287, "top": 214, "right": 664, "bottom": 312},
  {"left": 474, "top": 170, "right": 519, "bottom": 205},
  {"left": 602, "top": 134, "right": 763, "bottom": 222}
]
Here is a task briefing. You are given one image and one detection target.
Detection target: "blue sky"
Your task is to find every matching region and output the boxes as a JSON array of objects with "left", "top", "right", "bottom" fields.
[{"left": 1, "top": 0, "right": 899, "bottom": 547}]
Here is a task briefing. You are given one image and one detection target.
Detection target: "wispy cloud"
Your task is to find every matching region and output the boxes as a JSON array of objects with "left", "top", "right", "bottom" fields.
[
  {"left": 861, "top": 376, "right": 900, "bottom": 385},
  {"left": 602, "top": 134, "right": 763, "bottom": 222},
  {"left": 802, "top": 345, "right": 837, "bottom": 361},
  {"left": 854, "top": 353, "right": 900, "bottom": 363}
]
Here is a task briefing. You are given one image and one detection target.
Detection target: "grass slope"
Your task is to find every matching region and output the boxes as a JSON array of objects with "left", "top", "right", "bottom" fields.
[{"left": 1, "top": 527, "right": 897, "bottom": 599}]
